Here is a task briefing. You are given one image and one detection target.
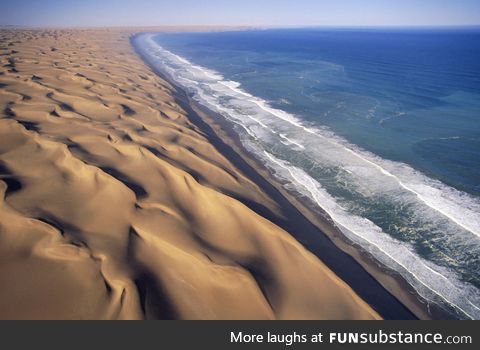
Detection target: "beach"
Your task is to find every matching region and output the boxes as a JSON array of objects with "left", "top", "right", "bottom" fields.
[{"left": 0, "top": 27, "right": 418, "bottom": 320}]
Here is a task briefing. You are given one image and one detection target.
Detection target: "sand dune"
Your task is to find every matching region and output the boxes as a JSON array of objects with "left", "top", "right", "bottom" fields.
[{"left": 0, "top": 28, "right": 380, "bottom": 320}]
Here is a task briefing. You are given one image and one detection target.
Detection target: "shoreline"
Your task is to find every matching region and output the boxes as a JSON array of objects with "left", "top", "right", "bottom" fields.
[
  {"left": 0, "top": 27, "right": 454, "bottom": 320},
  {"left": 131, "top": 32, "right": 449, "bottom": 320},
  {"left": 1, "top": 27, "right": 385, "bottom": 319}
]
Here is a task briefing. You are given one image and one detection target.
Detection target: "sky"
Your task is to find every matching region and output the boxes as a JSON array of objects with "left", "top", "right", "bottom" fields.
[{"left": 1, "top": 0, "right": 480, "bottom": 27}]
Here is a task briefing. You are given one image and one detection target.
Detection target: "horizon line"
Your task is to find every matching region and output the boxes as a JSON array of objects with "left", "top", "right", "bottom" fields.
[{"left": 1, "top": 24, "right": 480, "bottom": 30}]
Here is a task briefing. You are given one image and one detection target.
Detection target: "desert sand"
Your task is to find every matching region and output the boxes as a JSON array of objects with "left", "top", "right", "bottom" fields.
[{"left": 0, "top": 28, "right": 381, "bottom": 320}]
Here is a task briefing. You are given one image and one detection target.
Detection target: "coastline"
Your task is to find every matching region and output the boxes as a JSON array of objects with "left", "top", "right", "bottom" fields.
[
  {"left": 0, "top": 27, "right": 384, "bottom": 319},
  {"left": 131, "top": 31, "right": 451, "bottom": 320}
]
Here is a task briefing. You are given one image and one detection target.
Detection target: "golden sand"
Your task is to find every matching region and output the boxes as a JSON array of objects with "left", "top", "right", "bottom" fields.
[{"left": 0, "top": 28, "right": 380, "bottom": 320}]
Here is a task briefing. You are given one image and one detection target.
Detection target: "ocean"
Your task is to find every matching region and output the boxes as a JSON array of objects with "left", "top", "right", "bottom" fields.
[{"left": 135, "top": 28, "right": 480, "bottom": 319}]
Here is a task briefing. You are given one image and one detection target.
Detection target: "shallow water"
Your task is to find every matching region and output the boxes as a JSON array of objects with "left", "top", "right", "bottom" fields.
[{"left": 136, "top": 28, "right": 480, "bottom": 319}]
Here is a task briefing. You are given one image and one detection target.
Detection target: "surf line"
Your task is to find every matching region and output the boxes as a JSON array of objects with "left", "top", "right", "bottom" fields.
[
  {"left": 246, "top": 93, "right": 480, "bottom": 238},
  {"left": 263, "top": 150, "right": 476, "bottom": 320}
]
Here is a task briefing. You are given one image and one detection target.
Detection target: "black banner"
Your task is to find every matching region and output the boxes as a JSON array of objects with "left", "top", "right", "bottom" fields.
[{"left": 1, "top": 321, "right": 477, "bottom": 349}]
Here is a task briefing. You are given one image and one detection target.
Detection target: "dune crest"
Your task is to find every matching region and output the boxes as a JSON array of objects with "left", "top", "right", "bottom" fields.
[{"left": 0, "top": 28, "right": 380, "bottom": 320}]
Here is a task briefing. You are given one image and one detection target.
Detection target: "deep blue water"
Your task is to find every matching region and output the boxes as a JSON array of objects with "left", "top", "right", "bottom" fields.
[
  {"left": 136, "top": 28, "right": 480, "bottom": 319},
  {"left": 155, "top": 28, "right": 480, "bottom": 195}
]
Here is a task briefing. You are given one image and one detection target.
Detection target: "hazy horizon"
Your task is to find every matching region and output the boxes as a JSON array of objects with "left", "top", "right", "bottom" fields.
[{"left": 1, "top": 0, "right": 480, "bottom": 27}]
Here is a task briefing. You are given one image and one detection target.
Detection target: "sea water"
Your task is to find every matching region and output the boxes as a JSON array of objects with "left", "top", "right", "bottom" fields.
[{"left": 136, "top": 28, "right": 480, "bottom": 319}]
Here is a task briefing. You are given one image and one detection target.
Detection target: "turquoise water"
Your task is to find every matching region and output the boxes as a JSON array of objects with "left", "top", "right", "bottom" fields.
[{"left": 136, "top": 28, "right": 480, "bottom": 319}]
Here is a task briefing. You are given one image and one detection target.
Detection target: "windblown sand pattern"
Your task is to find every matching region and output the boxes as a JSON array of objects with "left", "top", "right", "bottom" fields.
[{"left": 0, "top": 29, "right": 379, "bottom": 320}]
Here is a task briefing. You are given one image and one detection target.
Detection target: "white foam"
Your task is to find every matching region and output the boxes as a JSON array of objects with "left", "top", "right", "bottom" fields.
[{"left": 262, "top": 151, "right": 480, "bottom": 319}]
